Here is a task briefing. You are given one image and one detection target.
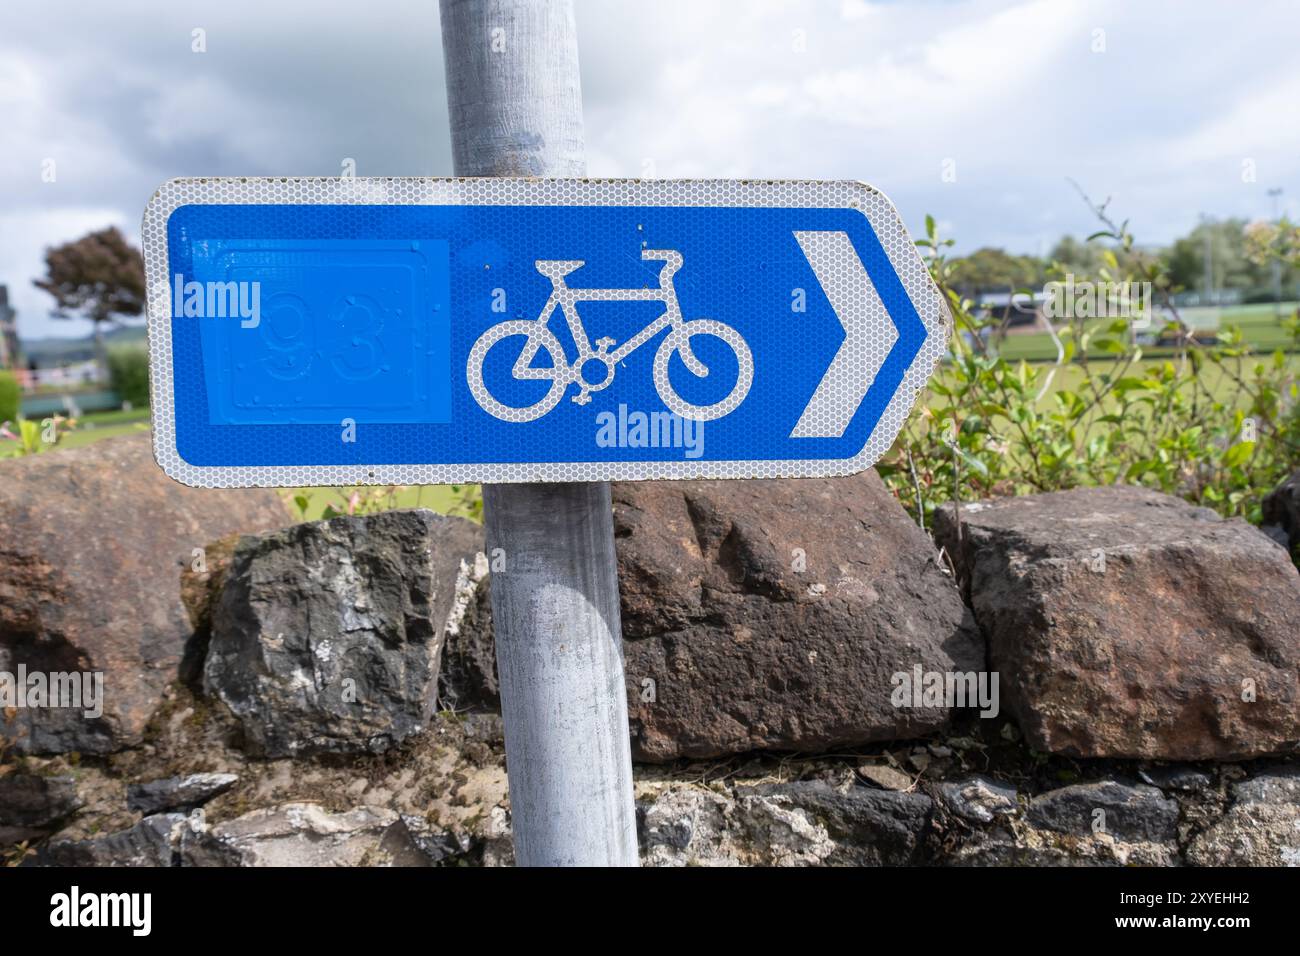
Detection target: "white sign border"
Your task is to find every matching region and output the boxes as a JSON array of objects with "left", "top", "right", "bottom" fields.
[{"left": 143, "top": 177, "right": 948, "bottom": 488}]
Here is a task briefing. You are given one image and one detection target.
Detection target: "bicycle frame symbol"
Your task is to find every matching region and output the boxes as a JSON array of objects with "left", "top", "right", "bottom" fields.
[{"left": 467, "top": 249, "right": 754, "bottom": 422}]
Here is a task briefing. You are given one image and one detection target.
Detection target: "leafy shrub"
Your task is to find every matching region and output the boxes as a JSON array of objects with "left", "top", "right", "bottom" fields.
[
  {"left": 107, "top": 345, "right": 150, "bottom": 408},
  {"left": 881, "top": 205, "right": 1300, "bottom": 531},
  {"left": 0, "top": 415, "right": 75, "bottom": 457},
  {"left": 0, "top": 371, "right": 18, "bottom": 425}
]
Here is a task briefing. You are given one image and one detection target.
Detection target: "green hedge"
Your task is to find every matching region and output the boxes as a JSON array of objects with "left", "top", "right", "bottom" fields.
[
  {"left": 0, "top": 370, "right": 19, "bottom": 424},
  {"left": 106, "top": 346, "right": 150, "bottom": 409}
]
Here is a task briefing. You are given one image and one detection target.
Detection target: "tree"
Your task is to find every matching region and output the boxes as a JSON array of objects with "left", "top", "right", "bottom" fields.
[
  {"left": 1162, "top": 217, "right": 1276, "bottom": 300},
  {"left": 948, "top": 247, "right": 1044, "bottom": 295},
  {"left": 1047, "top": 235, "right": 1103, "bottom": 275},
  {"left": 33, "top": 227, "right": 146, "bottom": 378}
]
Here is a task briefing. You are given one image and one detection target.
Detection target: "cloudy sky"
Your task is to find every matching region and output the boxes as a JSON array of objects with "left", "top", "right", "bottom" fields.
[{"left": 2, "top": 0, "right": 1296, "bottom": 340}]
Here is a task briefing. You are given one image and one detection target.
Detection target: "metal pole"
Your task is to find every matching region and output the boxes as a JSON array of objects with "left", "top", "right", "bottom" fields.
[{"left": 438, "top": 0, "right": 639, "bottom": 867}]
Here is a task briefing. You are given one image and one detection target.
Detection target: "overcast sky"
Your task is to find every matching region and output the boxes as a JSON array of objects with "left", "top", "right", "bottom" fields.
[{"left": 2, "top": 0, "right": 1297, "bottom": 340}]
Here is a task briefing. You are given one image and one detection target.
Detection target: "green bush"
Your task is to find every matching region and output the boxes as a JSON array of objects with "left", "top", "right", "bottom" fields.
[
  {"left": 881, "top": 208, "right": 1300, "bottom": 531},
  {"left": 107, "top": 346, "right": 150, "bottom": 409},
  {"left": 0, "top": 370, "right": 19, "bottom": 425}
]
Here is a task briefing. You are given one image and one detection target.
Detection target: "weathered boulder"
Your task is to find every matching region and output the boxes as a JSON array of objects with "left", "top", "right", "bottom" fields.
[
  {"left": 127, "top": 773, "right": 239, "bottom": 815},
  {"left": 1262, "top": 469, "right": 1300, "bottom": 561},
  {"left": 1187, "top": 765, "right": 1300, "bottom": 866},
  {"left": 636, "top": 778, "right": 933, "bottom": 866},
  {"left": 30, "top": 802, "right": 454, "bottom": 867},
  {"left": 936, "top": 775, "right": 1183, "bottom": 868},
  {"left": 934, "top": 486, "right": 1300, "bottom": 760},
  {"left": 743, "top": 781, "right": 933, "bottom": 865},
  {"left": 1026, "top": 780, "right": 1179, "bottom": 844},
  {"left": 0, "top": 773, "right": 83, "bottom": 844},
  {"left": 180, "top": 804, "right": 438, "bottom": 867},
  {"left": 203, "top": 510, "right": 482, "bottom": 757},
  {"left": 0, "top": 434, "right": 289, "bottom": 754},
  {"left": 31, "top": 812, "right": 193, "bottom": 867},
  {"left": 614, "top": 474, "right": 985, "bottom": 761}
]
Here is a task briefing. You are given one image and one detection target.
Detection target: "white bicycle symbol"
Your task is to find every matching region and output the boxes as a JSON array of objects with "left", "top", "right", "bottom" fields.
[{"left": 467, "top": 249, "right": 754, "bottom": 422}]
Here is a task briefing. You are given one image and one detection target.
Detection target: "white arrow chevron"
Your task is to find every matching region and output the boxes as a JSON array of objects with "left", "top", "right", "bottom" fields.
[{"left": 790, "top": 230, "right": 897, "bottom": 439}]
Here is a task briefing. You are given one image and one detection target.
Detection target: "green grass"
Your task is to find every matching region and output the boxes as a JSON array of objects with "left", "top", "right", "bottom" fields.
[
  {"left": 1035, "top": 356, "right": 1297, "bottom": 409},
  {"left": 926, "top": 353, "right": 1300, "bottom": 432},
  {"left": 78, "top": 407, "right": 152, "bottom": 427},
  {"left": 57, "top": 420, "right": 150, "bottom": 450},
  {"left": 989, "top": 301, "right": 1299, "bottom": 363},
  {"left": 281, "top": 485, "right": 481, "bottom": 522},
  {"left": 1221, "top": 301, "right": 1300, "bottom": 324}
]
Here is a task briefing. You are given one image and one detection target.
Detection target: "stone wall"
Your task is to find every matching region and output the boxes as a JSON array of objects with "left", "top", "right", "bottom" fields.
[{"left": 3, "top": 435, "right": 1298, "bottom": 866}]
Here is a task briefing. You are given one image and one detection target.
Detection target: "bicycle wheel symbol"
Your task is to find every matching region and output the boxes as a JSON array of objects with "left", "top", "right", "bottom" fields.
[
  {"left": 467, "top": 249, "right": 754, "bottom": 422},
  {"left": 653, "top": 320, "right": 753, "bottom": 420},
  {"left": 466, "top": 319, "right": 569, "bottom": 423}
]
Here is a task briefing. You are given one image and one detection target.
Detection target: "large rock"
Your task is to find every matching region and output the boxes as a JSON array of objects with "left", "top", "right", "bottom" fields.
[
  {"left": 637, "top": 779, "right": 933, "bottom": 866},
  {"left": 32, "top": 813, "right": 193, "bottom": 867},
  {"left": 742, "top": 781, "right": 933, "bottom": 865},
  {"left": 1262, "top": 469, "right": 1300, "bottom": 561},
  {"left": 203, "top": 510, "right": 481, "bottom": 756},
  {"left": 614, "top": 474, "right": 985, "bottom": 761},
  {"left": 180, "top": 804, "right": 438, "bottom": 867},
  {"left": 1026, "top": 780, "right": 1179, "bottom": 844},
  {"left": 934, "top": 486, "right": 1300, "bottom": 760},
  {"left": 1187, "top": 766, "right": 1300, "bottom": 866},
  {"left": 127, "top": 773, "right": 239, "bottom": 815},
  {"left": 0, "top": 774, "right": 83, "bottom": 844},
  {"left": 30, "top": 803, "right": 453, "bottom": 867},
  {"left": 937, "top": 775, "right": 1182, "bottom": 868},
  {"left": 0, "top": 434, "right": 289, "bottom": 754}
]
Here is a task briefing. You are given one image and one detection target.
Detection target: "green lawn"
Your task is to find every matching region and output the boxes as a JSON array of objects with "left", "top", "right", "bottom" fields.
[
  {"left": 1221, "top": 301, "right": 1300, "bottom": 325},
  {"left": 990, "top": 301, "right": 1299, "bottom": 363},
  {"left": 78, "top": 407, "right": 152, "bottom": 427},
  {"left": 58, "top": 420, "right": 151, "bottom": 450},
  {"left": 1028, "top": 355, "right": 1299, "bottom": 411}
]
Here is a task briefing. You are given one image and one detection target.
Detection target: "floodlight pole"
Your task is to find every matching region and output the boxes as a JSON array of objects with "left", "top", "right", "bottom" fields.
[{"left": 439, "top": 0, "right": 639, "bottom": 867}]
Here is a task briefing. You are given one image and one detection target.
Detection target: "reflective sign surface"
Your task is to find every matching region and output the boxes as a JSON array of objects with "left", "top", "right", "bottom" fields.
[{"left": 143, "top": 178, "right": 947, "bottom": 487}]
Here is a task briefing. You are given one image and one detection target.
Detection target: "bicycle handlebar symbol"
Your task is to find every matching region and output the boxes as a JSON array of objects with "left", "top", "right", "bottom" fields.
[{"left": 467, "top": 249, "right": 754, "bottom": 422}]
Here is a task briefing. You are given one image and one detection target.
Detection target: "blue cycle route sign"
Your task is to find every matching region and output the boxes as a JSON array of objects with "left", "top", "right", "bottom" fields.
[{"left": 142, "top": 178, "right": 948, "bottom": 488}]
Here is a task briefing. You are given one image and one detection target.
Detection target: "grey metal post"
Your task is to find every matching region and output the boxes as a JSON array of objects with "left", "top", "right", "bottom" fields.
[{"left": 439, "top": 0, "right": 639, "bottom": 867}]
